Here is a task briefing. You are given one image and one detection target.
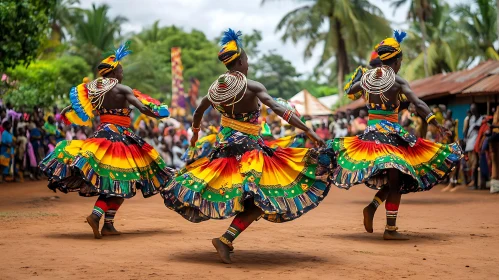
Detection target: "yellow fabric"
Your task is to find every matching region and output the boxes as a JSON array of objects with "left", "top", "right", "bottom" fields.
[
  {"left": 98, "top": 55, "right": 119, "bottom": 76},
  {"left": 218, "top": 40, "right": 241, "bottom": 65},
  {"left": 493, "top": 106, "right": 499, "bottom": 134},
  {"left": 221, "top": 115, "right": 260, "bottom": 136},
  {"left": 377, "top": 38, "right": 402, "bottom": 61}
]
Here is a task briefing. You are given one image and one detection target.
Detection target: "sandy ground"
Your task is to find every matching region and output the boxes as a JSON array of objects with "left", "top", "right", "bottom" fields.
[{"left": 0, "top": 181, "right": 498, "bottom": 280}]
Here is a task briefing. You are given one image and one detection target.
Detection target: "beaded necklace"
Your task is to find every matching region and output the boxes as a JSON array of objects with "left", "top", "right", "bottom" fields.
[
  {"left": 86, "top": 77, "right": 119, "bottom": 109},
  {"left": 208, "top": 71, "right": 247, "bottom": 108},
  {"left": 361, "top": 66, "right": 396, "bottom": 104}
]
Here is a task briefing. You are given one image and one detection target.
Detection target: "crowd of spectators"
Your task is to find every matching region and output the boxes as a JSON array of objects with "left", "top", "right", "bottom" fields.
[{"left": 1, "top": 100, "right": 498, "bottom": 193}]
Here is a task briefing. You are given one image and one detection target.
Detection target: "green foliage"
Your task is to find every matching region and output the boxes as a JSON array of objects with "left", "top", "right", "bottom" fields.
[
  {"left": 250, "top": 51, "right": 301, "bottom": 99},
  {"left": 72, "top": 4, "right": 128, "bottom": 74},
  {"left": 454, "top": 0, "right": 498, "bottom": 61},
  {"left": 264, "top": 0, "right": 391, "bottom": 93},
  {"left": 4, "top": 56, "right": 90, "bottom": 108},
  {"left": 124, "top": 27, "right": 226, "bottom": 100},
  {"left": 0, "top": 0, "right": 56, "bottom": 71}
]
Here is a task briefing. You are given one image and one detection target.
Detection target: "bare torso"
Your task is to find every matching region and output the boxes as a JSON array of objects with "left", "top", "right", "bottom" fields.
[
  {"left": 216, "top": 79, "right": 261, "bottom": 114},
  {"left": 101, "top": 84, "right": 129, "bottom": 110},
  {"left": 363, "top": 76, "right": 405, "bottom": 109}
]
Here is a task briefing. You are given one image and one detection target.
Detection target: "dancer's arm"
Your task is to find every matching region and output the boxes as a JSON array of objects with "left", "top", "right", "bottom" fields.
[
  {"left": 397, "top": 76, "right": 450, "bottom": 136},
  {"left": 120, "top": 85, "right": 160, "bottom": 118},
  {"left": 250, "top": 80, "right": 325, "bottom": 146},
  {"left": 190, "top": 97, "right": 211, "bottom": 146}
]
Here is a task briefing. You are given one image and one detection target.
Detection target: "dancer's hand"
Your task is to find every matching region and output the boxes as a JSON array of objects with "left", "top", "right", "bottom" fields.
[
  {"left": 305, "top": 129, "right": 325, "bottom": 147},
  {"left": 437, "top": 125, "right": 452, "bottom": 140},
  {"left": 190, "top": 132, "right": 198, "bottom": 147}
]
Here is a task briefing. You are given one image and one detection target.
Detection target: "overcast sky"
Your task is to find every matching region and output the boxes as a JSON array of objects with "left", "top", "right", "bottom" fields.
[{"left": 79, "top": 0, "right": 465, "bottom": 74}]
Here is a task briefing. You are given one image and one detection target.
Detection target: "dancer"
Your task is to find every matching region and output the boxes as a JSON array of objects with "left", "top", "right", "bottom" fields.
[
  {"left": 161, "top": 29, "right": 333, "bottom": 264},
  {"left": 329, "top": 31, "right": 462, "bottom": 240},
  {"left": 40, "top": 42, "right": 173, "bottom": 239}
]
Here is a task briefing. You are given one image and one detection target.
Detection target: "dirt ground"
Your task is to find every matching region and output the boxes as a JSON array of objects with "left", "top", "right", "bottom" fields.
[{"left": 0, "top": 181, "right": 498, "bottom": 280}]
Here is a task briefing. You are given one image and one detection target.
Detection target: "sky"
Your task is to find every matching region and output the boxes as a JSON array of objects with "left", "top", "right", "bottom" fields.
[{"left": 79, "top": 0, "right": 465, "bottom": 75}]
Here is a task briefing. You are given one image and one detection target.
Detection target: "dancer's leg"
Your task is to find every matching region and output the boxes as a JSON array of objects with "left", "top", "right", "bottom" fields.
[
  {"left": 212, "top": 200, "right": 263, "bottom": 264},
  {"left": 363, "top": 186, "right": 389, "bottom": 233},
  {"left": 86, "top": 195, "right": 108, "bottom": 239},
  {"left": 383, "top": 169, "right": 408, "bottom": 240},
  {"left": 101, "top": 197, "right": 124, "bottom": 236}
]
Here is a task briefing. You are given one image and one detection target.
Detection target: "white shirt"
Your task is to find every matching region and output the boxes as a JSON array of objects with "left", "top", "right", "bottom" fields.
[
  {"left": 465, "top": 115, "right": 483, "bottom": 152},
  {"left": 172, "top": 145, "right": 184, "bottom": 169}
]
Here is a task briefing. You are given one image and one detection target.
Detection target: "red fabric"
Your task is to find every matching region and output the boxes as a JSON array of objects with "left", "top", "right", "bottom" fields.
[
  {"left": 474, "top": 116, "right": 492, "bottom": 153},
  {"left": 107, "top": 201, "right": 122, "bottom": 211},
  {"left": 231, "top": 217, "right": 250, "bottom": 231},
  {"left": 385, "top": 202, "right": 399, "bottom": 211},
  {"left": 100, "top": 114, "right": 131, "bottom": 127},
  {"left": 94, "top": 198, "right": 109, "bottom": 212}
]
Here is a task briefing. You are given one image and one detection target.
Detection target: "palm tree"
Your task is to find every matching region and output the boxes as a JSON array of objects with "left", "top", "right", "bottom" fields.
[
  {"left": 262, "top": 0, "right": 390, "bottom": 96},
  {"left": 50, "top": 0, "right": 80, "bottom": 42},
  {"left": 455, "top": 0, "right": 498, "bottom": 60},
  {"left": 402, "top": 0, "right": 471, "bottom": 80},
  {"left": 390, "top": 0, "right": 433, "bottom": 77},
  {"left": 72, "top": 4, "right": 127, "bottom": 75}
]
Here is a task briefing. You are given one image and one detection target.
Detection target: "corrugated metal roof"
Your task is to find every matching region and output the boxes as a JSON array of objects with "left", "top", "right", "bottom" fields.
[
  {"left": 411, "top": 60, "right": 499, "bottom": 98},
  {"left": 462, "top": 75, "right": 499, "bottom": 95},
  {"left": 335, "top": 60, "right": 499, "bottom": 112}
]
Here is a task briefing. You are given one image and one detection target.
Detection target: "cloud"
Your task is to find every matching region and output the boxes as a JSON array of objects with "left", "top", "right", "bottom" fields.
[{"left": 78, "top": 0, "right": 418, "bottom": 74}]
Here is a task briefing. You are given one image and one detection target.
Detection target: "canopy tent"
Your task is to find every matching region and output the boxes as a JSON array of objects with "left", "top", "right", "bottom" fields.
[
  {"left": 318, "top": 95, "right": 340, "bottom": 109},
  {"left": 289, "top": 90, "right": 333, "bottom": 116}
]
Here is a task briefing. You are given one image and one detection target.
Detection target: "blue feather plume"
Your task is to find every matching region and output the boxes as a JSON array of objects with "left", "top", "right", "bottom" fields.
[
  {"left": 219, "top": 28, "right": 243, "bottom": 48},
  {"left": 114, "top": 41, "right": 132, "bottom": 62},
  {"left": 393, "top": 30, "right": 407, "bottom": 44}
]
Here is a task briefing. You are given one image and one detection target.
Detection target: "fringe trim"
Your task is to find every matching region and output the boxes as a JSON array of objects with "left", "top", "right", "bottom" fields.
[
  {"left": 161, "top": 147, "right": 334, "bottom": 223},
  {"left": 330, "top": 144, "right": 462, "bottom": 194},
  {"left": 39, "top": 155, "right": 174, "bottom": 199}
]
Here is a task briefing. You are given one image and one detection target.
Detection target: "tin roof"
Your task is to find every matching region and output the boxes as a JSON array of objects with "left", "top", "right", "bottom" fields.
[{"left": 335, "top": 60, "right": 499, "bottom": 112}]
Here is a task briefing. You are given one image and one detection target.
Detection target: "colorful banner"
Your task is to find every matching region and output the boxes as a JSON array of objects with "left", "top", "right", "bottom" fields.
[
  {"left": 170, "top": 47, "right": 186, "bottom": 117},
  {"left": 187, "top": 78, "right": 200, "bottom": 115}
]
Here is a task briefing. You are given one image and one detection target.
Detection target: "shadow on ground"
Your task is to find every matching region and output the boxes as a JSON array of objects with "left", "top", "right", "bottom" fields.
[
  {"left": 326, "top": 231, "right": 458, "bottom": 244},
  {"left": 170, "top": 249, "right": 329, "bottom": 267},
  {"left": 44, "top": 228, "right": 178, "bottom": 240}
]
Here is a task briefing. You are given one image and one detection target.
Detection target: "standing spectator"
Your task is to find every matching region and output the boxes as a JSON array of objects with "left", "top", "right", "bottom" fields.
[
  {"left": 29, "top": 121, "right": 45, "bottom": 165},
  {"left": 462, "top": 110, "right": 472, "bottom": 140},
  {"left": 489, "top": 105, "right": 499, "bottom": 193},
  {"left": 464, "top": 103, "right": 484, "bottom": 190},
  {"left": 0, "top": 121, "right": 14, "bottom": 182},
  {"left": 315, "top": 123, "right": 331, "bottom": 140},
  {"left": 15, "top": 127, "right": 28, "bottom": 183},
  {"left": 334, "top": 113, "right": 348, "bottom": 137},
  {"left": 171, "top": 141, "right": 185, "bottom": 169},
  {"left": 351, "top": 110, "right": 368, "bottom": 135}
]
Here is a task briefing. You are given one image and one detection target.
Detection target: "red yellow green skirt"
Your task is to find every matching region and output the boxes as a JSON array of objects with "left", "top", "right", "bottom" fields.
[
  {"left": 39, "top": 122, "right": 174, "bottom": 198},
  {"left": 161, "top": 125, "right": 334, "bottom": 223},
  {"left": 328, "top": 118, "right": 463, "bottom": 193}
]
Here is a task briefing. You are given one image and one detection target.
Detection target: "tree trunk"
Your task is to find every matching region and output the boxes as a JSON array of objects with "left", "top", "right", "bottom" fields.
[
  {"left": 418, "top": 8, "right": 430, "bottom": 77},
  {"left": 334, "top": 18, "right": 349, "bottom": 97}
]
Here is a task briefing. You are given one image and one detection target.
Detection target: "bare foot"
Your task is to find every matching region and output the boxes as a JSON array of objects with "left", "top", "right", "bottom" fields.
[
  {"left": 363, "top": 205, "right": 375, "bottom": 233},
  {"left": 101, "top": 223, "right": 121, "bottom": 236},
  {"left": 450, "top": 185, "right": 462, "bottom": 193},
  {"left": 212, "top": 238, "right": 232, "bottom": 264},
  {"left": 441, "top": 184, "right": 452, "bottom": 192},
  {"left": 383, "top": 230, "right": 409, "bottom": 240},
  {"left": 86, "top": 214, "right": 102, "bottom": 239}
]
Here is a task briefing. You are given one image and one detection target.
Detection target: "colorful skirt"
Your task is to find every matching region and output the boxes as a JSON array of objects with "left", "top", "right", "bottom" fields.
[
  {"left": 328, "top": 113, "right": 463, "bottom": 194},
  {"left": 39, "top": 119, "right": 174, "bottom": 198},
  {"left": 161, "top": 117, "right": 334, "bottom": 223}
]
